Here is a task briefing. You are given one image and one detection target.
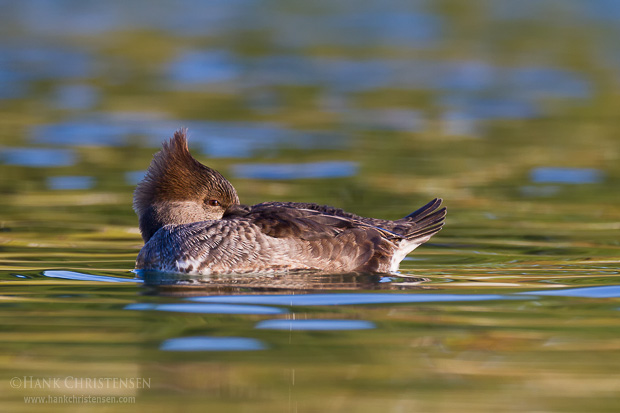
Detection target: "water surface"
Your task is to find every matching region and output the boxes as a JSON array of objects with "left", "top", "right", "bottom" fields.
[{"left": 1, "top": 1, "right": 620, "bottom": 412}]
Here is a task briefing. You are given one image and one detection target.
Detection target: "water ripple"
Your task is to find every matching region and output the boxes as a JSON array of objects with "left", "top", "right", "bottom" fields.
[
  {"left": 125, "top": 303, "right": 286, "bottom": 314},
  {"left": 160, "top": 336, "right": 267, "bottom": 352},
  {"left": 255, "top": 319, "right": 376, "bottom": 331},
  {"left": 231, "top": 161, "right": 358, "bottom": 180},
  {"left": 519, "top": 285, "right": 620, "bottom": 298},
  {"left": 190, "top": 293, "right": 521, "bottom": 306},
  {"left": 43, "top": 270, "right": 142, "bottom": 283}
]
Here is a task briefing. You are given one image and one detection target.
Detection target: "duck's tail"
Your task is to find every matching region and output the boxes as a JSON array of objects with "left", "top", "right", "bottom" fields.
[
  {"left": 400, "top": 198, "right": 446, "bottom": 241},
  {"left": 388, "top": 198, "right": 446, "bottom": 272}
]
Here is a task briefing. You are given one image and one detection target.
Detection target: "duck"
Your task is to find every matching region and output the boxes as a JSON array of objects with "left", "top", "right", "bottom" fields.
[{"left": 133, "top": 129, "right": 446, "bottom": 275}]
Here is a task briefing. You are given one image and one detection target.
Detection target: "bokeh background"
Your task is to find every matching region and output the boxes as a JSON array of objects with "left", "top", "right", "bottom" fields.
[
  {"left": 1, "top": 0, "right": 619, "bottom": 227},
  {"left": 2, "top": 1, "right": 620, "bottom": 412}
]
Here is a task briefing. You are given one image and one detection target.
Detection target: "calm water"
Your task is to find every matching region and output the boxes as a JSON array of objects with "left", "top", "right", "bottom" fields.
[{"left": 2, "top": 1, "right": 620, "bottom": 412}]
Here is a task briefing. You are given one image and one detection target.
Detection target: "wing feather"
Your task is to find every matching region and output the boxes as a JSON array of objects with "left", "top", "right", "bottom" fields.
[{"left": 138, "top": 204, "right": 397, "bottom": 274}]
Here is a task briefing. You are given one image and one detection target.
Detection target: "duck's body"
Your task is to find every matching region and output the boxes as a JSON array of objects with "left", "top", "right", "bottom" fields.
[{"left": 134, "top": 130, "right": 446, "bottom": 275}]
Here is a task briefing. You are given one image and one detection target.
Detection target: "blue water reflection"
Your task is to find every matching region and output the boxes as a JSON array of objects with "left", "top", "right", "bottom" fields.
[
  {"left": 125, "top": 171, "right": 147, "bottom": 186},
  {"left": 0, "top": 65, "right": 27, "bottom": 99},
  {"left": 47, "top": 176, "right": 94, "bottom": 190},
  {"left": 156, "top": 0, "right": 258, "bottom": 37},
  {"left": 520, "top": 285, "right": 620, "bottom": 298},
  {"left": 200, "top": 127, "right": 347, "bottom": 158},
  {"left": 492, "top": 0, "right": 620, "bottom": 23},
  {"left": 4, "top": 0, "right": 257, "bottom": 37},
  {"left": 190, "top": 293, "right": 518, "bottom": 306},
  {"left": 10, "top": 46, "right": 93, "bottom": 80},
  {"left": 31, "top": 121, "right": 129, "bottom": 146},
  {"left": 30, "top": 118, "right": 347, "bottom": 157},
  {"left": 251, "top": 56, "right": 435, "bottom": 91},
  {"left": 586, "top": 0, "right": 620, "bottom": 21},
  {"left": 490, "top": 0, "right": 556, "bottom": 21},
  {"left": 248, "top": 55, "right": 592, "bottom": 102},
  {"left": 167, "top": 50, "right": 240, "bottom": 87},
  {"left": 231, "top": 161, "right": 358, "bottom": 180},
  {"left": 0, "top": 0, "right": 597, "bottom": 108},
  {"left": 8, "top": 0, "right": 618, "bottom": 41},
  {"left": 160, "top": 336, "right": 267, "bottom": 352},
  {"left": 9, "top": 1, "right": 120, "bottom": 35},
  {"left": 53, "top": 84, "right": 99, "bottom": 110},
  {"left": 197, "top": 123, "right": 286, "bottom": 158},
  {"left": 318, "top": 12, "right": 442, "bottom": 48},
  {"left": 43, "top": 270, "right": 142, "bottom": 283},
  {"left": 0, "top": 148, "right": 76, "bottom": 167},
  {"left": 439, "top": 95, "right": 539, "bottom": 120},
  {"left": 193, "top": 123, "right": 347, "bottom": 158},
  {"left": 125, "top": 303, "right": 286, "bottom": 315},
  {"left": 509, "top": 67, "right": 591, "bottom": 100},
  {"left": 438, "top": 61, "right": 495, "bottom": 92},
  {"left": 317, "top": 58, "right": 416, "bottom": 92},
  {"left": 530, "top": 167, "right": 604, "bottom": 184},
  {"left": 255, "top": 319, "right": 376, "bottom": 331}
]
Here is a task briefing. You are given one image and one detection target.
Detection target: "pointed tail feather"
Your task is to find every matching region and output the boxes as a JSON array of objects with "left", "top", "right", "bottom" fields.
[
  {"left": 404, "top": 198, "right": 442, "bottom": 220},
  {"left": 399, "top": 199, "right": 446, "bottom": 241}
]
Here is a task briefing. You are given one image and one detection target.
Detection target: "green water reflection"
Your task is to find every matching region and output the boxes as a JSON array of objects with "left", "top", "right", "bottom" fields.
[{"left": 1, "top": 0, "right": 620, "bottom": 411}]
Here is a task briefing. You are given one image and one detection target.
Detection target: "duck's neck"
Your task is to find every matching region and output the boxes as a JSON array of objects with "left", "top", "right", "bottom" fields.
[
  {"left": 138, "top": 200, "right": 224, "bottom": 242},
  {"left": 138, "top": 205, "right": 164, "bottom": 242}
]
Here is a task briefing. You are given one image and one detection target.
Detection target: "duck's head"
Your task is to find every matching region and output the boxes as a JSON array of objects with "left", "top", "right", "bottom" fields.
[{"left": 133, "top": 129, "right": 240, "bottom": 242}]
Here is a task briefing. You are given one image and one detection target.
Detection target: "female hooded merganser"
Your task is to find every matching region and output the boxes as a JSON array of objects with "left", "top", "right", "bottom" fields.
[{"left": 133, "top": 130, "right": 446, "bottom": 275}]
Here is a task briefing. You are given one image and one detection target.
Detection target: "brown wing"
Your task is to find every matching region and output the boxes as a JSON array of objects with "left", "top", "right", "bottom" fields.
[
  {"left": 224, "top": 204, "right": 398, "bottom": 272},
  {"left": 227, "top": 203, "right": 399, "bottom": 238},
  {"left": 137, "top": 205, "right": 398, "bottom": 274},
  {"left": 253, "top": 198, "right": 445, "bottom": 238}
]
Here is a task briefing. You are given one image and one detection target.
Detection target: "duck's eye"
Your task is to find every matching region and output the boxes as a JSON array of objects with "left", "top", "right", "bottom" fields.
[{"left": 206, "top": 199, "right": 220, "bottom": 207}]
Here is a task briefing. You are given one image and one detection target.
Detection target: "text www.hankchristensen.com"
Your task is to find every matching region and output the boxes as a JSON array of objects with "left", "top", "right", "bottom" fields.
[{"left": 24, "top": 395, "right": 135, "bottom": 404}]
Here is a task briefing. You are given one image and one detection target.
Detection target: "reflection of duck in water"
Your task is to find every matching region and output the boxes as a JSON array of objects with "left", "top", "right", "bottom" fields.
[
  {"left": 133, "top": 130, "right": 446, "bottom": 275},
  {"left": 140, "top": 272, "right": 432, "bottom": 296}
]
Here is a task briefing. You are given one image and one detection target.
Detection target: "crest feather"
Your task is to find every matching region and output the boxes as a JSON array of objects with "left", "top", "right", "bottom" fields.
[{"left": 133, "top": 129, "right": 239, "bottom": 216}]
